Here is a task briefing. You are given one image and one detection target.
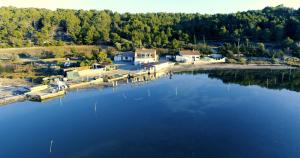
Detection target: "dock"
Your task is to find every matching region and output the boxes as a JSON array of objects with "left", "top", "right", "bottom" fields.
[
  {"left": 68, "top": 78, "right": 105, "bottom": 89},
  {"left": 27, "top": 90, "right": 65, "bottom": 102},
  {"left": 1, "top": 62, "right": 174, "bottom": 105},
  {"left": 0, "top": 95, "right": 26, "bottom": 106}
]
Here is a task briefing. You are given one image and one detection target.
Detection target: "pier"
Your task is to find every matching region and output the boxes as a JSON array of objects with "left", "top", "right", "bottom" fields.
[
  {"left": 0, "top": 62, "right": 174, "bottom": 105},
  {"left": 0, "top": 95, "right": 26, "bottom": 105},
  {"left": 27, "top": 90, "right": 66, "bottom": 102}
]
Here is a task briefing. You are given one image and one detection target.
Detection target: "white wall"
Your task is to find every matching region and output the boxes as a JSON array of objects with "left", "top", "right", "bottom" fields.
[
  {"left": 154, "top": 62, "right": 174, "bottom": 72},
  {"left": 77, "top": 69, "right": 105, "bottom": 77},
  {"left": 176, "top": 55, "right": 200, "bottom": 63},
  {"left": 114, "top": 55, "right": 122, "bottom": 62},
  {"left": 194, "top": 57, "right": 226, "bottom": 64},
  {"left": 114, "top": 55, "right": 134, "bottom": 62},
  {"left": 134, "top": 58, "right": 157, "bottom": 65},
  {"left": 122, "top": 56, "right": 133, "bottom": 61}
]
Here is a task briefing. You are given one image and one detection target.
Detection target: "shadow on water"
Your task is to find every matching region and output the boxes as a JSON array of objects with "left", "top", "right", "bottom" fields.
[{"left": 176, "top": 69, "right": 300, "bottom": 92}]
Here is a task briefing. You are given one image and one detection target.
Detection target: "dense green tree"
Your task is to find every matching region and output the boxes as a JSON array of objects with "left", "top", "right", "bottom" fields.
[
  {"left": 94, "top": 52, "right": 112, "bottom": 64},
  {"left": 171, "top": 39, "right": 180, "bottom": 49},
  {"left": 282, "top": 37, "right": 294, "bottom": 48},
  {"left": 292, "top": 42, "right": 300, "bottom": 58},
  {"left": 0, "top": 6, "right": 300, "bottom": 58}
]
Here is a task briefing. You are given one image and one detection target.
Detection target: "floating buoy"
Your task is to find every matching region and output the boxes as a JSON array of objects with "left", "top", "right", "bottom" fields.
[
  {"left": 49, "top": 140, "right": 53, "bottom": 153},
  {"left": 59, "top": 98, "right": 63, "bottom": 106}
]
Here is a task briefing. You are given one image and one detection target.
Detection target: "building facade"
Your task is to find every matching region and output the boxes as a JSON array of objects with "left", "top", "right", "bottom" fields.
[
  {"left": 176, "top": 50, "right": 201, "bottom": 63},
  {"left": 134, "top": 48, "right": 158, "bottom": 65},
  {"left": 114, "top": 51, "right": 134, "bottom": 62}
]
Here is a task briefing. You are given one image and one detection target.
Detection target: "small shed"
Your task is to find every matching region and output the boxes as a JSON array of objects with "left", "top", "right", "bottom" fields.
[
  {"left": 114, "top": 51, "right": 134, "bottom": 62},
  {"left": 176, "top": 50, "right": 200, "bottom": 62}
]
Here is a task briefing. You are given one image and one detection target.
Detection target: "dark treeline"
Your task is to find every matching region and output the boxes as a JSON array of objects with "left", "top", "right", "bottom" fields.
[{"left": 1, "top": 5, "right": 300, "bottom": 53}]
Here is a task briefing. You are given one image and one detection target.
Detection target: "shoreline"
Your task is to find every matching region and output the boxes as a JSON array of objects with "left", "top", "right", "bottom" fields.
[{"left": 0, "top": 63, "right": 297, "bottom": 106}]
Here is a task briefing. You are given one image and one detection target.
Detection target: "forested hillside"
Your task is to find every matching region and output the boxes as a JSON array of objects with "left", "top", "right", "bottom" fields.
[{"left": 0, "top": 5, "right": 300, "bottom": 51}]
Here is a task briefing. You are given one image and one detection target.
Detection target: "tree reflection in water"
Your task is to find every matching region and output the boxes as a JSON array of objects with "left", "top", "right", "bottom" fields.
[{"left": 176, "top": 69, "right": 300, "bottom": 92}]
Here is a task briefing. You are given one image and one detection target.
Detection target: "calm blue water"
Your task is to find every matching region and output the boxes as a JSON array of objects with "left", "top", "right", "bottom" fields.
[{"left": 1, "top": 72, "right": 300, "bottom": 158}]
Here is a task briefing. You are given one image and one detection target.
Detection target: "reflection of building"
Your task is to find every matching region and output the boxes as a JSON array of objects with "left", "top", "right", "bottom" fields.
[
  {"left": 114, "top": 51, "right": 134, "bottom": 62},
  {"left": 134, "top": 48, "right": 158, "bottom": 65},
  {"left": 176, "top": 50, "right": 200, "bottom": 63}
]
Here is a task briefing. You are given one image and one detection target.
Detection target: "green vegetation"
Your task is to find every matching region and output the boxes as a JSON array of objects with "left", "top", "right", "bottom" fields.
[
  {"left": 0, "top": 5, "right": 299, "bottom": 56},
  {"left": 79, "top": 51, "right": 113, "bottom": 66},
  {"left": 0, "top": 64, "right": 14, "bottom": 73},
  {"left": 1, "top": 5, "right": 300, "bottom": 82},
  {"left": 0, "top": 45, "right": 113, "bottom": 83},
  {"left": 0, "top": 45, "right": 99, "bottom": 59}
]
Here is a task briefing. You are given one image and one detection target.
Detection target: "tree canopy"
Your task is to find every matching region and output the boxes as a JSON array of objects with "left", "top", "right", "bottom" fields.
[{"left": 0, "top": 5, "right": 300, "bottom": 52}]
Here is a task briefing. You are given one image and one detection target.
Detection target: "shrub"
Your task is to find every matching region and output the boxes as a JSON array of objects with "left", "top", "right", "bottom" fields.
[
  {"left": 238, "top": 58, "right": 247, "bottom": 64},
  {"left": 226, "top": 58, "right": 238, "bottom": 64},
  {"left": 0, "top": 64, "right": 15, "bottom": 73}
]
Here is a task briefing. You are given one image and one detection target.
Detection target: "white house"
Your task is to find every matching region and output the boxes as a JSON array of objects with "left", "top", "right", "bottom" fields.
[
  {"left": 134, "top": 48, "right": 158, "bottom": 65},
  {"left": 176, "top": 50, "right": 201, "bottom": 63},
  {"left": 114, "top": 51, "right": 134, "bottom": 62}
]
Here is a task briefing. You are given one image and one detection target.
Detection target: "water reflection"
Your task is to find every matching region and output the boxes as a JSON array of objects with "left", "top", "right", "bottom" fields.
[
  {"left": 177, "top": 69, "right": 300, "bottom": 92},
  {"left": 1, "top": 70, "right": 300, "bottom": 158}
]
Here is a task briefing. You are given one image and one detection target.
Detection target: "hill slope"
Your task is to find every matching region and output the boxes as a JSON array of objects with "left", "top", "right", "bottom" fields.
[{"left": 0, "top": 5, "right": 299, "bottom": 50}]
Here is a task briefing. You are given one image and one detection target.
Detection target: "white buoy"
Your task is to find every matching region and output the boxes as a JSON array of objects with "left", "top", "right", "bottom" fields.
[
  {"left": 59, "top": 98, "right": 62, "bottom": 106},
  {"left": 49, "top": 140, "right": 53, "bottom": 153}
]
